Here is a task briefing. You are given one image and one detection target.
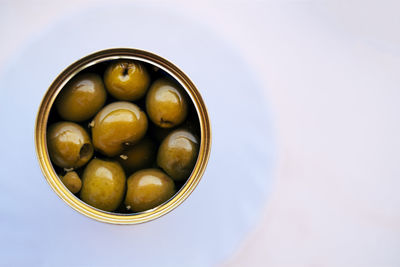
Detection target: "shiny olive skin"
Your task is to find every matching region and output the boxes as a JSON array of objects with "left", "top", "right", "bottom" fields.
[
  {"left": 47, "top": 122, "right": 94, "bottom": 168},
  {"left": 55, "top": 73, "right": 107, "bottom": 122},
  {"left": 61, "top": 171, "right": 82, "bottom": 194},
  {"left": 80, "top": 159, "right": 126, "bottom": 212},
  {"left": 117, "top": 137, "right": 157, "bottom": 175},
  {"left": 124, "top": 169, "right": 175, "bottom": 212},
  {"left": 146, "top": 79, "right": 188, "bottom": 128},
  {"left": 157, "top": 129, "right": 199, "bottom": 181},
  {"left": 92, "top": 101, "right": 148, "bottom": 157},
  {"left": 104, "top": 60, "right": 150, "bottom": 101}
]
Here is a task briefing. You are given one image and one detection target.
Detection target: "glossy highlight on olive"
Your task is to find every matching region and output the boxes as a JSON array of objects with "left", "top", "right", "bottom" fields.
[
  {"left": 80, "top": 159, "right": 126, "bottom": 212},
  {"left": 157, "top": 129, "right": 199, "bottom": 181},
  {"left": 61, "top": 171, "right": 82, "bottom": 194},
  {"left": 125, "top": 169, "right": 176, "bottom": 212},
  {"left": 104, "top": 60, "right": 150, "bottom": 101},
  {"left": 146, "top": 79, "right": 188, "bottom": 128},
  {"left": 55, "top": 73, "right": 107, "bottom": 122},
  {"left": 47, "top": 122, "right": 94, "bottom": 169},
  {"left": 91, "top": 101, "right": 148, "bottom": 157}
]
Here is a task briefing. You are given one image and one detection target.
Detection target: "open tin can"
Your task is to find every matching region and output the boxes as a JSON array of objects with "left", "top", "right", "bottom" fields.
[{"left": 35, "top": 48, "right": 211, "bottom": 224}]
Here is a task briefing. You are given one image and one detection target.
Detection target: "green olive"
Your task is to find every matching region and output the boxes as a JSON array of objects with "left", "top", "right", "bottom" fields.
[
  {"left": 61, "top": 171, "right": 82, "bottom": 194},
  {"left": 117, "top": 137, "right": 157, "bottom": 175},
  {"left": 55, "top": 73, "right": 107, "bottom": 122},
  {"left": 157, "top": 129, "right": 199, "bottom": 181},
  {"left": 80, "top": 159, "right": 126, "bottom": 212},
  {"left": 104, "top": 60, "right": 150, "bottom": 101},
  {"left": 92, "top": 101, "right": 148, "bottom": 157},
  {"left": 47, "top": 122, "right": 94, "bottom": 169},
  {"left": 125, "top": 169, "right": 175, "bottom": 212},
  {"left": 146, "top": 79, "right": 188, "bottom": 128}
]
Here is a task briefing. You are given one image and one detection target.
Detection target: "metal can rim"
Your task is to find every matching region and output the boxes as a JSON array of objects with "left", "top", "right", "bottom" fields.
[{"left": 34, "top": 48, "right": 212, "bottom": 224}]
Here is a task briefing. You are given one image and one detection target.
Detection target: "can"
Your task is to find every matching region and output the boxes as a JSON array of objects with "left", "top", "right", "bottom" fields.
[{"left": 35, "top": 48, "right": 211, "bottom": 224}]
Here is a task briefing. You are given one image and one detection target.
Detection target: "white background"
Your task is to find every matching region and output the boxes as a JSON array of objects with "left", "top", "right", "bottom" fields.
[{"left": 1, "top": 0, "right": 400, "bottom": 266}]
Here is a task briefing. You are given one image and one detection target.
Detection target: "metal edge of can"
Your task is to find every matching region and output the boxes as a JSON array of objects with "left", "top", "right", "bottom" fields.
[{"left": 34, "top": 48, "right": 212, "bottom": 224}]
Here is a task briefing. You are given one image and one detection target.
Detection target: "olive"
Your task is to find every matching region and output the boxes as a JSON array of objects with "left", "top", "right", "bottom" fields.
[
  {"left": 47, "top": 122, "right": 94, "bottom": 169},
  {"left": 157, "top": 129, "right": 199, "bottom": 181},
  {"left": 146, "top": 79, "right": 188, "bottom": 128},
  {"left": 55, "top": 73, "right": 107, "bottom": 122},
  {"left": 61, "top": 171, "right": 82, "bottom": 194},
  {"left": 80, "top": 159, "right": 126, "bottom": 212},
  {"left": 124, "top": 169, "right": 175, "bottom": 212},
  {"left": 91, "top": 101, "right": 148, "bottom": 157},
  {"left": 104, "top": 60, "right": 150, "bottom": 101},
  {"left": 117, "top": 137, "right": 157, "bottom": 175}
]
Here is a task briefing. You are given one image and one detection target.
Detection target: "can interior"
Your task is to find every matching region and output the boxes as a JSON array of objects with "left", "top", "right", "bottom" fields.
[{"left": 40, "top": 50, "right": 207, "bottom": 220}]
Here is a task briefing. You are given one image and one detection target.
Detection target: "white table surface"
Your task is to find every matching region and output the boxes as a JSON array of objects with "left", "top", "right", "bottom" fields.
[{"left": 1, "top": 0, "right": 400, "bottom": 266}]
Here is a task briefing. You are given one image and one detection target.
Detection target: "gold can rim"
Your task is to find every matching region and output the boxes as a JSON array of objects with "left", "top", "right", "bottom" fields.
[{"left": 35, "top": 48, "right": 211, "bottom": 224}]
